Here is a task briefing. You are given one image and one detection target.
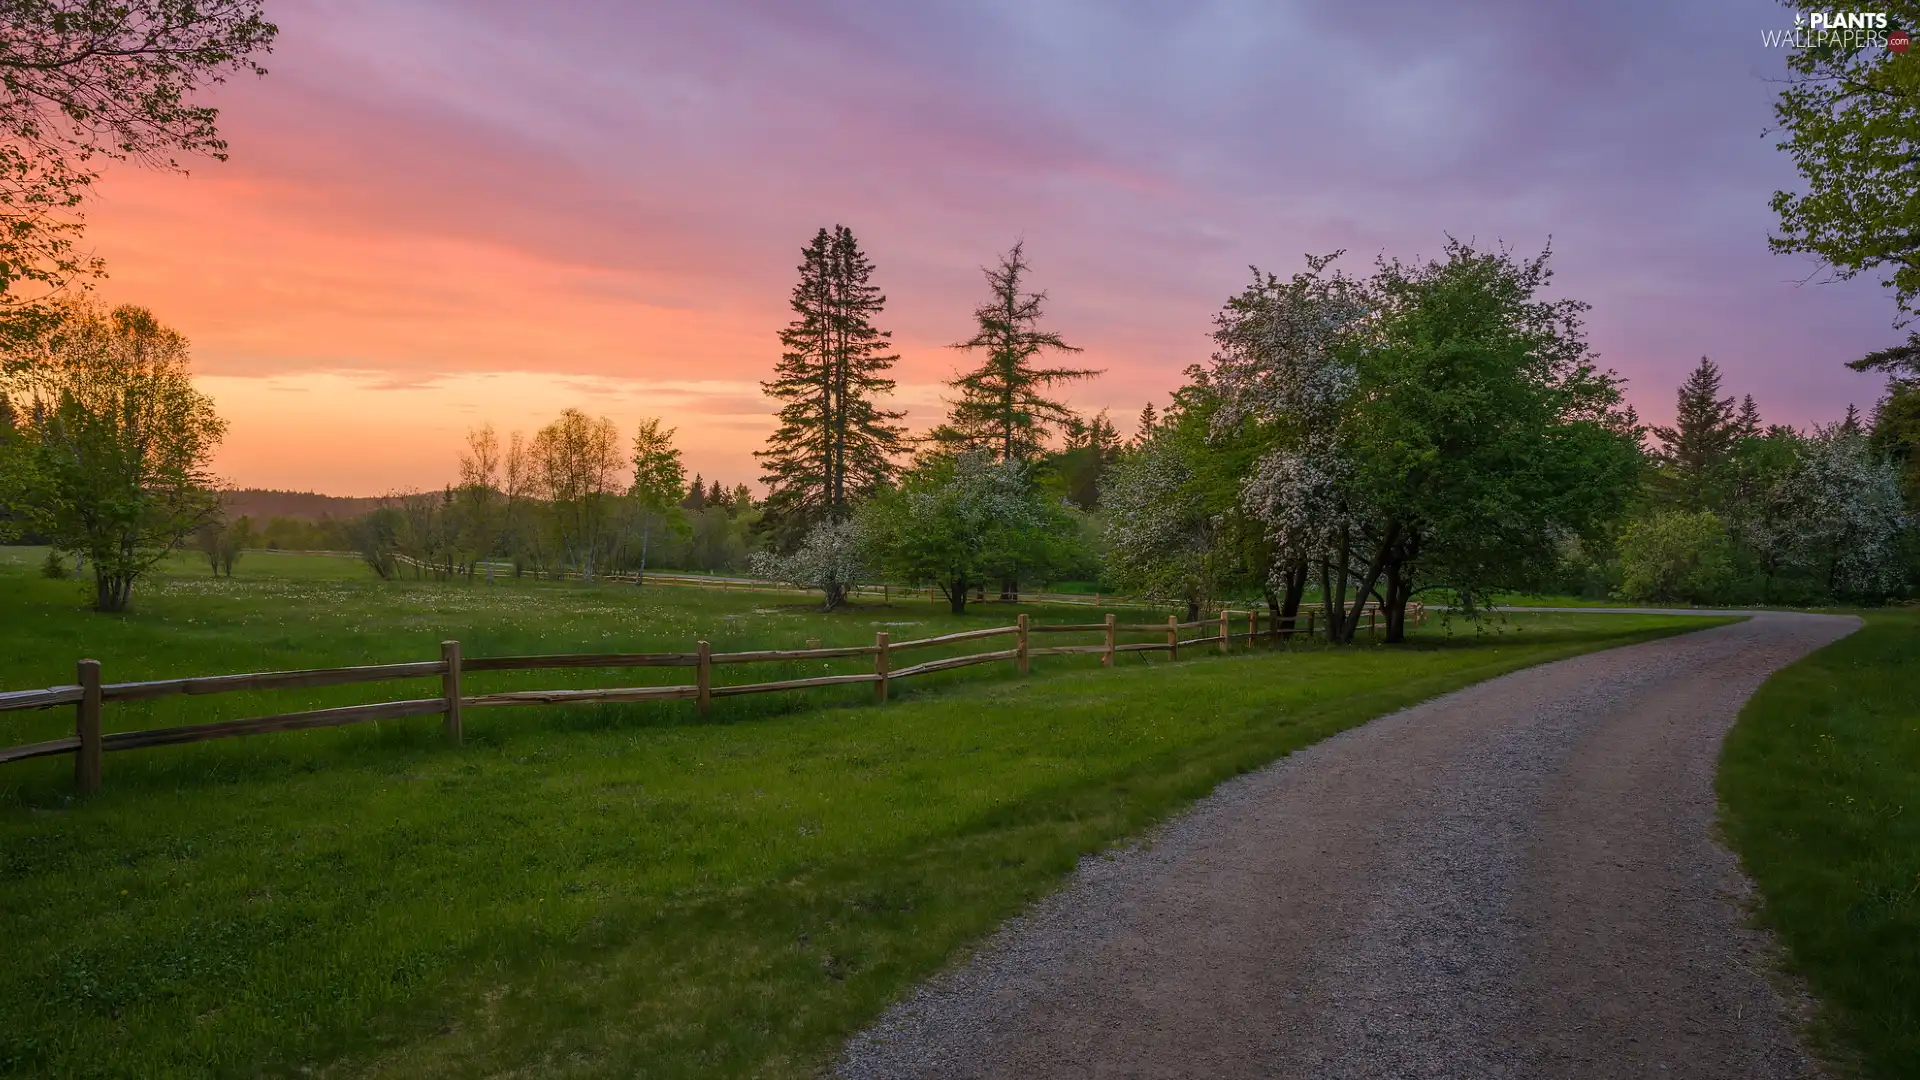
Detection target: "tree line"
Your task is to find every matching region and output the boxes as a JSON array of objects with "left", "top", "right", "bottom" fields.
[
  {"left": 3, "top": 0, "right": 1917, "bottom": 619},
  {"left": 3, "top": 230, "right": 1915, "bottom": 623}
]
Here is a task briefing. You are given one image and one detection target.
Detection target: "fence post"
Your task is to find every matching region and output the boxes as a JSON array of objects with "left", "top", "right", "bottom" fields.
[
  {"left": 874, "top": 631, "right": 890, "bottom": 704},
  {"left": 1219, "top": 609, "right": 1230, "bottom": 654},
  {"left": 1103, "top": 613, "right": 1117, "bottom": 668},
  {"left": 1017, "top": 614, "right": 1030, "bottom": 675},
  {"left": 441, "top": 640, "right": 463, "bottom": 745},
  {"left": 75, "top": 659, "right": 102, "bottom": 795},
  {"left": 697, "top": 640, "right": 712, "bottom": 716},
  {"left": 1369, "top": 609, "right": 1378, "bottom": 643},
  {"left": 1307, "top": 609, "right": 1316, "bottom": 639},
  {"left": 1167, "top": 614, "right": 1178, "bottom": 660},
  {"left": 1249, "top": 608, "right": 1259, "bottom": 644}
]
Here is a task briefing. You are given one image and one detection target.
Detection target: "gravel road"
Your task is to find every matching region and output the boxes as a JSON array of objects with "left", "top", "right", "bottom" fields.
[{"left": 836, "top": 612, "right": 1859, "bottom": 1079}]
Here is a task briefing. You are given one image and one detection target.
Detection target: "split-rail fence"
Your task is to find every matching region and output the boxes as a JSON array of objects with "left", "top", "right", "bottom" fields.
[{"left": 0, "top": 602, "right": 1416, "bottom": 794}]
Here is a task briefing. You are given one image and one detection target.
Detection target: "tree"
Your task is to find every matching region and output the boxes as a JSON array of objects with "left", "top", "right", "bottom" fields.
[
  {"left": 1101, "top": 425, "right": 1230, "bottom": 621},
  {"left": 1649, "top": 357, "right": 1739, "bottom": 507},
  {"left": 1052, "top": 409, "right": 1122, "bottom": 509},
  {"left": 1616, "top": 509, "right": 1733, "bottom": 604},
  {"left": 2, "top": 302, "right": 224, "bottom": 610},
  {"left": 942, "top": 241, "right": 1099, "bottom": 462},
  {"left": 531, "top": 408, "right": 622, "bottom": 580},
  {"left": 193, "top": 512, "right": 250, "bottom": 576},
  {"left": 0, "top": 1, "right": 277, "bottom": 342},
  {"left": 1775, "top": 422, "right": 1912, "bottom": 600},
  {"left": 1870, "top": 377, "right": 1920, "bottom": 505},
  {"left": 456, "top": 424, "right": 502, "bottom": 578},
  {"left": 347, "top": 505, "right": 400, "bottom": 580},
  {"left": 1218, "top": 244, "right": 1641, "bottom": 643},
  {"left": 1207, "top": 256, "right": 1372, "bottom": 629},
  {"left": 1768, "top": 0, "right": 1920, "bottom": 343},
  {"left": 749, "top": 517, "right": 868, "bottom": 611},
  {"left": 629, "top": 416, "right": 687, "bottom": 582},
  {"left": 757, "top": 225, "right": 907, "bottom": 544},
  {"left": 865, "top": 452, "right": 1069, "bottom": 614}
]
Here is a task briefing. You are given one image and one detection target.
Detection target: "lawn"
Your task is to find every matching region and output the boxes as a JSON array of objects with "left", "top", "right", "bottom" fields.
[
  {"left": 1720, "top": 607, "right": 1920, "bottom": 1080},
  {"left": 0, "top": 546, "right": 1726, "bottom": 1078}
]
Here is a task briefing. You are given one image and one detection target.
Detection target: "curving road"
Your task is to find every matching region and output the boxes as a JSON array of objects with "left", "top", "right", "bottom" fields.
[{"left": 838, "top": 612, "right": 1859, "bottom": 1079}]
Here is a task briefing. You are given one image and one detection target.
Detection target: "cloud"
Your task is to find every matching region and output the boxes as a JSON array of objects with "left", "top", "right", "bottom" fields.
[{"left": 81, "top": 0, "right": 1906, "bottom": 493}]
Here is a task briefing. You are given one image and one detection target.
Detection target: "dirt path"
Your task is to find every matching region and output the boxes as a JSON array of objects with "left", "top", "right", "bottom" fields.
[{"left": 837, "top": 613, "right": 1859, "bottom": 1079}]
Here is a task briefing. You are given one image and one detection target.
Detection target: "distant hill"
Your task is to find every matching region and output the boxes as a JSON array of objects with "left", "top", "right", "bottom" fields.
[{"left": 222, "top": 489, "right": 386, "bottom": 522}]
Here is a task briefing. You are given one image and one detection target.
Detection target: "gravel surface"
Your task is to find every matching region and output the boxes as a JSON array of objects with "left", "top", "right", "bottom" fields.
[{"left": 836, "top": 612, "right": 1859, "bottom": 1079}]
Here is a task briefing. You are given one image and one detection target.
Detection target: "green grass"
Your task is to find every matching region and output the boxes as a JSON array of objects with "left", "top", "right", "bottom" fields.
[
  {"left": 1720, "top": 608, "right": 1920, "bottom": 1079},
  {"left": 0, "top": 546, "right": 1726, "bottom": 1078}
]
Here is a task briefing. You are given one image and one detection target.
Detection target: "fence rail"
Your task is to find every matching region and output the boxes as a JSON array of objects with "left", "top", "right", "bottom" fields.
[{"left": 0, "top": 601, "right": 1421, "bottom": 794}]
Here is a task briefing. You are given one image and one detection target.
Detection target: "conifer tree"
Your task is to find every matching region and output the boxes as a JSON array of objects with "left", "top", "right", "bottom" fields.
[
  {"left": 757, "top": 226, "right": 906, "bottom": 542},
  {"left": 945, "top": 242, "right": 1099, "bottom": 461},
  {"left": 1651, "top": 356, "right": 1738, "bottom": 493},
  {"left": 1735, "top": 394, "right": 1762, "bottom": 440},
  {"left": 1135, "top": 401, "right": 1159, "bottom": 444}
]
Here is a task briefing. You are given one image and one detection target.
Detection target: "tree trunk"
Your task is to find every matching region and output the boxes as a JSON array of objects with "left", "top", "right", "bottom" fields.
[
  {"left": 948, "top": 578, "right": 969, "bottom": 615},
  {"left": 1277, "top": 560, "right": 1307, "bottom": 632},
  {"left": 1184, "top": 596, "right": 1200, "bottom": 623},
  {"left": 1382, "top": 562, "right": 1408, "bottom": 644},
  {"left": 94, "top": 570, "right": 132, "bottom": 613}
]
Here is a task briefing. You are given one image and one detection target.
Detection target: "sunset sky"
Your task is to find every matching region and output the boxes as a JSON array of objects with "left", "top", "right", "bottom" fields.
[{"left": 75, "top": 0, "right": 1904, "bottom": 496}]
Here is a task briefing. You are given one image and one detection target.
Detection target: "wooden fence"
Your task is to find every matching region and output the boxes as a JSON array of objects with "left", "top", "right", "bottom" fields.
[{"left": 0, "top": 602, "right": 1416, "bottom": 795}]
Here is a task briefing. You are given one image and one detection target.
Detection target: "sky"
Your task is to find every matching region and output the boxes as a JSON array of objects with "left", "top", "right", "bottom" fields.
[{"left": 74, "top": 0, "right": 1906, "bottom": 496}]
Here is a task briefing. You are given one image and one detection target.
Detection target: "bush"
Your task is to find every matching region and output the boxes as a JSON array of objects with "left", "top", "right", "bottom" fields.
[
  {"left": 1615, "top": 509, "right": 1732, "bottom": 604},
  {"left": 39, "top": 549, "right": 67, "bottom": 580}
]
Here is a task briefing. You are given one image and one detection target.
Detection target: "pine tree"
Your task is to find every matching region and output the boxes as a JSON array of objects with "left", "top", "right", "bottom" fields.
[
  {"left": 1650, "top": 357, "right": 1738, "bottom": 499},
  {"left": 1135, "top": 401, "right": 1158, "bottom": 444},
  {"left": 681, "top": 472, "right": 706, "bottom": 511},
  {"left": 946, "top": 242, "right": 1100, "bottom": 461},
  {"left": 757, "top": 226, "right": 907, "bottom": 541},
  {"left": 1735, "top": 394, "right": 1761, "bottom": 440}
]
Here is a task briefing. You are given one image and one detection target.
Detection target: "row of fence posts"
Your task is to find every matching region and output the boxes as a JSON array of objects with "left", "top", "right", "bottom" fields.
[{"left": 62, "top": 603, "right": 1368, "bottom": 795}]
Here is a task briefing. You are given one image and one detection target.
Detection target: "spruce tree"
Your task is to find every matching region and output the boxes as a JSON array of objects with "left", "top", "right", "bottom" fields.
[
  {"left": 1735, "top": 394, "right": 1761, "bottom": 440},
  {"left": 946, "top": 242, "right": 1099, "bottom": 461},
  {"left": 757, "top": 226, "right": 906, "bottom": 542},
  {"left": 1650, "top": 356, "right": 1738, "bottom": 499},
  {"left": 1135, "top": 401, "right": 1158, "bottom": 444}
]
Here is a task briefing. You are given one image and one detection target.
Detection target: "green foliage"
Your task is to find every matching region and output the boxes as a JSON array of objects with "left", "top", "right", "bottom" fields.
[
  {"left": 0, "top": 548, "right": 1713, "bottom": 1078},
  {"left": 757, "top": 226, "right": 906, "bottom": 544},
  {"left": 1, "top": 302, "right": 224, "bottom": 610},
  {"left": 748, "top": 518, "right": 868, "bottom": 611},
  {"left": 939, "top": 242, "right": 1098, "bottom": 461},
  {"left": 863, "top": 453, "right": 1077, "bottom": 613},
  {"left": 0, "top": 1, "right": 277, "bottom": 341},
  {"left": 1047, "top": 409, "right": 1122, "bottom": 509},
  {"left": 1721, "top": 610, "right": 1920, "bottom": 1078},
  {"left": 1216, "top": 243, "right": 1643, "bottom": 640},
  {"left": 630, "top": 417, "right": 687, "bottom": 512},
  {"left": 1648, "top": 356, "right": 1740, "bottom": 506},
  {"left": 1615, "top": 509, "right": 1733, "bottom": 604},
  {"left": 37, "top": 545, "right": 63, "bottom": 578},
  {"left": 1872, "top": 378, "right": 1920, "bottom": 506},
  {"left": 1100, "top": 390, "right": 1273, "bottom": 620},
  {"left": 1768, "top": 0, "right": 1920, "bottom": 329}
]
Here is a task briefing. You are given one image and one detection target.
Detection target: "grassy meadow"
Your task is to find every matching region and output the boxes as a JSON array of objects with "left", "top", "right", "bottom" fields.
[
  {"left": 1720, "top": 608, "right": 1920, "bottom": 1080},
  {"left": 0, "top": 546, "right": 1728, "bottom": 1078}
]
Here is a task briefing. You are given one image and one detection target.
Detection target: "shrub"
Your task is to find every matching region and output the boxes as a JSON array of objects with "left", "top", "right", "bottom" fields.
[{"left": 1615, "top": 509, "right": 1732, "bottom": 604}]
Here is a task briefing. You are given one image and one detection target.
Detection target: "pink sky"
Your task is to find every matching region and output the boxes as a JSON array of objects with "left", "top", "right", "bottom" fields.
[{"left": 74, "top": 0, "right": 1906, "bottom": 496}]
